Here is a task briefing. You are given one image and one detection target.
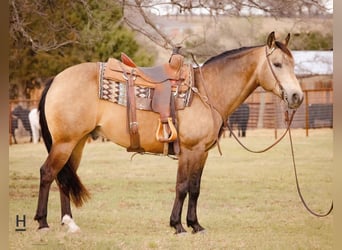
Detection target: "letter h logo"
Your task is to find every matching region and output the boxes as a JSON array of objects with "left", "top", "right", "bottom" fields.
[{"left": 15, "top": 215, "right": 26, "bottom": 232}]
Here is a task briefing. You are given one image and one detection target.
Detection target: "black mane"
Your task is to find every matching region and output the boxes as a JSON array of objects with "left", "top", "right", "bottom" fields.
[
  {"left": 203, "top": 41, "right": 292, "bottom": 66},
  {"left": 203, "top": 45, "right": 261, "bottom": 66}
]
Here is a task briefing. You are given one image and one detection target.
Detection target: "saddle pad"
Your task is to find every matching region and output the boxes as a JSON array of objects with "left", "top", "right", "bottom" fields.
[{"left": 98, "top": 62, "right": 193, "bottom": 110}]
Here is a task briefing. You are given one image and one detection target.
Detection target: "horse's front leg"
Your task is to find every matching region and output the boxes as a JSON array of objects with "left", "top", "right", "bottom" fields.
[
  {"left": 170, "top": 158, "right": 189, "bottom": 234},
  {"left": 186, "top": 151, "right": 208, "bottom": 233},
  {"left": 170, "top": 148, "right": 208, "bottom": 234}
]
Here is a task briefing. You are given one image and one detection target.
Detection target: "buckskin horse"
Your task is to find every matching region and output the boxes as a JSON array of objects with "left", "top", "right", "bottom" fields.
[{"left": 34, "top": 32, "right": 303, "bottom": 234}]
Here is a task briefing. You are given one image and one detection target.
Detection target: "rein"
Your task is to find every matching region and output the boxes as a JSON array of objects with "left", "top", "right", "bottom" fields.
[
  {"left": 229, "top": 110, "right": 333, "bottom": 217},
  {"left": 228, "top": 110, "right": 295, "bottom": 153},
  {"left": 192, "top": 48, "right": 332, "bottom": 217},
  {"left": 190, "top": 53, "right": 226, "bottom": 155},
  {"left": 288, "top": 123, "right": 333, "bottom": 217}
]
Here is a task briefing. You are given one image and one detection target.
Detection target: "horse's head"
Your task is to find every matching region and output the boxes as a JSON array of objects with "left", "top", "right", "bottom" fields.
[{"left": 258, "top": 32, "right": 303, "bottom": 109}]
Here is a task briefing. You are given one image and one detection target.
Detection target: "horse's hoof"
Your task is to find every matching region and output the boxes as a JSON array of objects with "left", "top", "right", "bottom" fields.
[
  {"left": 61, "top": 215, "right": 81, "bottom": 233},
  {"left": 37, "top": 227, "right": 49, "bottom": 233},
  {"left": 194, "top": 229, "right": 206, "bottom": 234},
  {"left": 191, "top": 226, "right": 206, "bottom": 234},
  {"left": 176, "top": 231, "right": 188, "bottom": 236},
  {"left": 67, "top": 226, "right": 81, "bottom": 233}
]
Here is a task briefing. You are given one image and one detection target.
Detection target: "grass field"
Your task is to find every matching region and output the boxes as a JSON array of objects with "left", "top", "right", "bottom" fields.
[{"left": 9, "top": 129, "right": 333, "bottom": 249}]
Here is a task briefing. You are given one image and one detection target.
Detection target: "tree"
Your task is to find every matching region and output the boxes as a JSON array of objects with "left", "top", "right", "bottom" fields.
[
  {"left": 122, "top": 0, "right": 331, "bottom": 51},
  {"left": 9, "top": 0, "right": 155, "bottom": 99},
  {"left": 290, "top": 31, "right": 333, "bottom": 50},
  {"left": 10, "top": 0, "right": 332, "bottom": 99}
]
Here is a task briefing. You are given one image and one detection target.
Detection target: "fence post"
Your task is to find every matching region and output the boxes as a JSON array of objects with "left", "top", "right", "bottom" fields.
[
  {"left": 274, "top": 95, "right": 278, "bottom": 139},
  {"left": 9, "top": 102, "right": 12, "bottom": 145},
  {"left": 305, "top": 90, "right": 309, "bottom": 137},
  {"left": 257, "top": 92, "right": 265, "bottom": 128}
]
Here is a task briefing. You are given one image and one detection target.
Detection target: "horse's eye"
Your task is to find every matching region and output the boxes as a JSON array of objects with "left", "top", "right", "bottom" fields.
[{"left": 273, "top": 62, "right": 282, "bottom": 68}]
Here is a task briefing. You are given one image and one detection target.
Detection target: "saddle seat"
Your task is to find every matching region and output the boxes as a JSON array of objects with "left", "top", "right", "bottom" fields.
[
  {"left": 104, "top": 53, "right": 188, "bottom": 89},
  {"left": 103, "top": 52, "right": 192, "bottom": 154},
  {"left": 121, "top": 52, "right": 185, "bottom": 83}
]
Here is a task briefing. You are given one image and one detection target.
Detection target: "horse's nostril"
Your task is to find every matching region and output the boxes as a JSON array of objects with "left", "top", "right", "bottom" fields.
[
  {"left": 292, "top": 93, "right": 299, "bottom": 103},
  {"left": 291, "top": 92, "right": 303, "bottom": 107}
]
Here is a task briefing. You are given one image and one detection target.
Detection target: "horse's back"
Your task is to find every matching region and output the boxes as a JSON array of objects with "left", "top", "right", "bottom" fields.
[{"left": 51, "top": 62, "right": 98, "bottom": 90}]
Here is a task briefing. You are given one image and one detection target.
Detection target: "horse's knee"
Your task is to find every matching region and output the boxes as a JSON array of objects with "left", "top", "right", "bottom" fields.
[
  {"left": 39, "top": 165, "right": 56, "bottom": 185},
  {"left": 188, "top": 180, "right": 200, "bottom": 197},
  {"left": 175, "top": 180, "right": 188, "bottom": 197}
]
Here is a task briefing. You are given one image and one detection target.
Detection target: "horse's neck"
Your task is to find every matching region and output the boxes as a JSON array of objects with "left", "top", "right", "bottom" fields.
[{"left": 198, "top": 47, "right": 263, "bottom": 120}]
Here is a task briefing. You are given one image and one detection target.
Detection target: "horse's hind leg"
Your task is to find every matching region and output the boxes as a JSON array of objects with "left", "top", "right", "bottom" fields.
[
  {"left": 59, "top": 136, "right": 89, "bottom": 232},
  {"left": 34, "top": 142, "right": 75, "bottom": 230},
  {"left": 12, "top": 133, "right": 17, "bottom": 144},
  {"left": 29, "top": 130, "right": 33, "bottom": 143}
]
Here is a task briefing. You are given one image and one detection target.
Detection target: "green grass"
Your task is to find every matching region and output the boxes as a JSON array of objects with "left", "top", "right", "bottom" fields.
[{"left": 9, "top": 129, "right": 333, "bottom": 249}]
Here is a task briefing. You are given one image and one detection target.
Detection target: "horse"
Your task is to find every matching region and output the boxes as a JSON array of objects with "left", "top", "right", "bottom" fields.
[
  {"left": 228, "top": 103, "right": 250, "bottom": 137},
  {"left": 308, "top": 103, "right": 333, "bottom": 128},
  {"left": 29, "top": 108, "right": 41, "bottom": 143},
  {"left": 10, "top": 114, "right": 19, "bottom": 144},
  {"left": 10, "top": 105, "right": 32, "bottom": 144},
  {"left": 34, "top": 32, "right": 303, "bottom": 234}
]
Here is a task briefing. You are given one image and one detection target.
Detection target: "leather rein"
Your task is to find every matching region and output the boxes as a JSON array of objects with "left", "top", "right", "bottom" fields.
[
  {"left": 194, "top": 45, "right": 333, "bottom": 217},
  {"left": 227, "top": 46, "right": 333, "bottom": 217}
]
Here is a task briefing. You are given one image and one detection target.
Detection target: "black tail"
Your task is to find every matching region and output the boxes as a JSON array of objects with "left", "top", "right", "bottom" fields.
[
  {"left": 38, "top": 77, "right": 54, "bottom": 152},
  {"left": 38, "top": 77, "right": 90, "bottom": 207}
]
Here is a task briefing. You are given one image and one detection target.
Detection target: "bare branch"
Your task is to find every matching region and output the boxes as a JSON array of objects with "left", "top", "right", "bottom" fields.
[
  {"left": 124, "top": 16, "right": 173, "bottom": 49},
  {"left": 136, "top": 0, "right": 176, "bottom": 47}
]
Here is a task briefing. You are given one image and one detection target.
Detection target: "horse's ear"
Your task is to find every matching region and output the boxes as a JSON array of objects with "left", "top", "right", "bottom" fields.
[
  {"left": 267, "top": 31, "right": 276, "bottom": 48},
  {"left": 284, "top": 33, "right": 290, "bottom": 47}
]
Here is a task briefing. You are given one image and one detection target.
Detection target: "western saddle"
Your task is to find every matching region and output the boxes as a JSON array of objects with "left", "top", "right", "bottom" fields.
[{"left": 103, "top": 48, "right": 192, "bottom": 155}]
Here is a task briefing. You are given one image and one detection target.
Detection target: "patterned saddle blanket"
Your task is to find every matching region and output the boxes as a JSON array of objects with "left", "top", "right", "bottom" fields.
[{"left": 98, "top": 61, "right": 194, "bottom": 111}]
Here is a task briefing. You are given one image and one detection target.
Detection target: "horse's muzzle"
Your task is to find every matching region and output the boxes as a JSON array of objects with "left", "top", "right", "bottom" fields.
[{"left": 285, "top": 90, "right": 304, "bottom": 109}]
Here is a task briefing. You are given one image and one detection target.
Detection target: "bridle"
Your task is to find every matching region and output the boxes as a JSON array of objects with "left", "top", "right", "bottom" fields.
[
  {"left": 265, "top": 46, "right": 287, "bottom": 104},
  {"left": 227, "top": 46, "right": 295, "bottom": 153}
]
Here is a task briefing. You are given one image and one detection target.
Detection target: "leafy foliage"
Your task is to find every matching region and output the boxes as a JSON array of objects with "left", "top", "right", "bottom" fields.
[
  {"left": 253, "top": 31, "right": 333, "bottom": 51},
  {"left": 9, "top": 0, "right": 154, "bottom": 99},
  {"left": 290, "top": 32, "right": 333, "bottom": 50},
  {"left": 9, "top": 0, "right": 332, "bottom": 99}
]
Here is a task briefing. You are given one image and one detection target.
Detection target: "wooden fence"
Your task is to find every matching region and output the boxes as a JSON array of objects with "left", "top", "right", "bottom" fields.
[{"left": 9, "top": 88, "right": 333, "bottom": 144}]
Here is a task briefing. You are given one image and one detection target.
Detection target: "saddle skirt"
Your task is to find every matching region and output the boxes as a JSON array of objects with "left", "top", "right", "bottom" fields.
[{"left": 98, "top": 60, "right": 194, "bottom": 111}]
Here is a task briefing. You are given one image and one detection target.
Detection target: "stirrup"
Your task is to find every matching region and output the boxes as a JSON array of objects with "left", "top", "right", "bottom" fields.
[{"left": 156, "top": 117, "right": 177, "bottom": 143}]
